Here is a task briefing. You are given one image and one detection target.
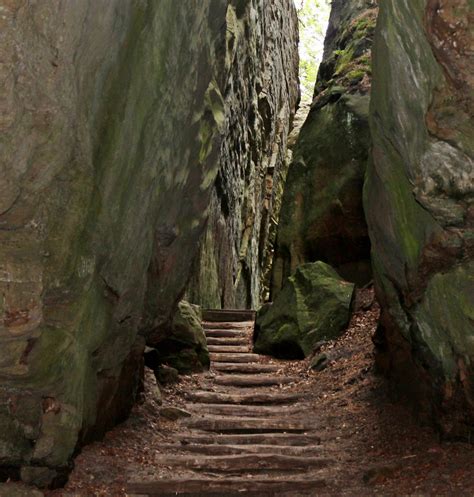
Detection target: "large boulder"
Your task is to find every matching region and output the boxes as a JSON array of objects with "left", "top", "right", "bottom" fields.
[
  {"left": 152, "top": 301, "right": 209, "bottom": 374},
  {"left": 365, "top": 0, "right": 474, "bottom": 436},
  {"left": 271, "top": 0, "right": 378, "bottom": 295},
  {"left": 254, "top": 262, "right": 355, "bottom": 359}
]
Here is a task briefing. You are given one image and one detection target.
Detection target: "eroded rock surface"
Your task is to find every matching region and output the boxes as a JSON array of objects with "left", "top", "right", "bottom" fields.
[
  {"left": 272, "top": 0, "right": 378, "bottom": 295},
  {"left": 254, "top": 262, "right": 355, "bottom": 359},
  {"left": 365, "top": 0, "right": 474, "bottom": 436},
  {"left": 0, "top": 0, "right": 298, "bottom": 484},
  {"left": 186, "top": 0, "right": 300, "bottom": 309}
]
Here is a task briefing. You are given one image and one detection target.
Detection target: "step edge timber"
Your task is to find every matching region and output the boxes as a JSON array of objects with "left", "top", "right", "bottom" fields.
[
  {"left": 127, "top": 477, "right": 327, "bottom": 494},
  {"left": 202, "top": 309, "right": 256, "bottom": 322}
]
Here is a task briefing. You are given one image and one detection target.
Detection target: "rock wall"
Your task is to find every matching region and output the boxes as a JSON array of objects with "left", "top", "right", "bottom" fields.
[
  {"left": 0, "top": 0, "right": 298, "bottom": 484},
  {"left": 185, "top": 0, "right": 300, "bottom": 310},
  {"left": 365, "top": 0, "right": 474, "bottom": 436},
  {"left": 272, "top": 0, "right": 377, "bottom": 295}
]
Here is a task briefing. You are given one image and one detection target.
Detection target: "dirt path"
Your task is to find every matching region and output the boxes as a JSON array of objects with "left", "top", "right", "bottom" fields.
[{"left": 48, "top": 290, "right": 474, "bottom": 497}]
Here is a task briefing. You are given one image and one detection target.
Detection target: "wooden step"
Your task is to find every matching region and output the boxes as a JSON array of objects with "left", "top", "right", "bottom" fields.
[
  {"left": 210, "top": 353, "right": 261, "bottom": 363},
  {"left": 185, "top": 403, "right": 302, "bottom": 417},
  {"left": 203, "top": 321, "right": 254, "bottom": 330},
  {"left": 151, "top": 453, "right": 330, "bottom": 473},
  {"left": 202, "top": 309, "right": 256, "bottom": 322},
  {"left": 183, "top": 416, "right": 313, "bottom": 433},
  {"left": 185, "top": 391, "right": 302, "bottom": 405},
  {"left": 206, "top": 337, "right": 249, "bottom": 346},
  {"left": 208, "top": 345, "right": 250, "bottom": 353},
  {"left": 212, "top": 362, "right": 279, "bottom": 374},
  {"left": 214, "top": 374, "right": 297, "bottom": 387},
  {"left": 205, "top": 329, "right": 248, "bottom": 338},
  {"left": 177, "top": 433, "right": 321, "bottom": 446},
  {"left": 158, "top": 443, "right": 322, "bottom": 456},
  {"left": 127, "top": 477, "right": 326, "bottom": 496}
]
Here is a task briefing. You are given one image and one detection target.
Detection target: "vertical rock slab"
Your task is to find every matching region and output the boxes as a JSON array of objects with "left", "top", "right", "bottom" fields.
[
  {"left": 186, "top": 0, "right": 300, "bottom": 309},
  {"left": 272, "top": 0, "right": 378, "bottom": 296},
  {"left": 365, "top": 0, "right": 474, "bottom": 436},
  {"left": 0, "top": 0, "right": 229, "bottom": 483}
]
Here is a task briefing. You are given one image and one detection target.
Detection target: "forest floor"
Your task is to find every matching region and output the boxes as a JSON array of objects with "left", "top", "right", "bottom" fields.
[{"left": 41, "top": 288, "right": 474, "bottom": 497}]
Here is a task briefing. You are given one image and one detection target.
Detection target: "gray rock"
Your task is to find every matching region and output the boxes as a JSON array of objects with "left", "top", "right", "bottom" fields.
[
  {"left": 159, "top": 407, "right": 192, "bottom": 421},
  {"left": 156, "top": 366, "right": 179, "bottom": 386}
]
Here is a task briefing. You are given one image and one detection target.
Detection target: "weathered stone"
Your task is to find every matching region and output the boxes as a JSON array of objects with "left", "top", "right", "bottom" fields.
[
  {"left": 365, "top": 0, "right": 474, "bottom": 436},
  {"left": 310, "top": 353, "right": 329, "bottom": 372},
  {"left": 159, "top": 407, "right": 192, "bottom": 421},
  {"left": 0, "top": 0, "right": 299, "bottom": 481},
  {"left": 149, "top": 301, "right": 209, "bottom": 374},
  {"left": 155, "top": 366, "right": 179, "bottom": 386},
  {"left": 20, "top": 466, "right": 59, "bottom": 489},
  {"left": 0, "top": 483, "right": 44, "bottom": 497},
  {"left": 272, "top": 0, "right": 378, "bottom": 294},
  {"left": 254, "top": 262, "right": 355, "bottom": 359},
  {"left": 186, "top": 0, "right": 300, "bottom": 308}
]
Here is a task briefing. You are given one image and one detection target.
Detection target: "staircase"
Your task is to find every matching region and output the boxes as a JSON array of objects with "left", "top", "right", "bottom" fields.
[{"left": 127, "top": 309, "right": 327, "bottom": 496}]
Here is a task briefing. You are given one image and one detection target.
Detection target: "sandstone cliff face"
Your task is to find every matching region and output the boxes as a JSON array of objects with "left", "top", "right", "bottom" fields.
[
  {"left": 0, "top": 0, "right": 298, "bottom": 483},
  {"left": 271, "top": 0, "right": 378, "bottom": 296},
  {"left": 186, "top": 0, "right": 300, "bottom": 310},
  {"left": 365, "top": 0, "right": 474, "bottom": 436}
]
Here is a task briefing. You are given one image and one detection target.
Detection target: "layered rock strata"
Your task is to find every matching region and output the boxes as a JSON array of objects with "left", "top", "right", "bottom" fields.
[{"left": 186, "top": 0, "right": 300, "bottom": 309}]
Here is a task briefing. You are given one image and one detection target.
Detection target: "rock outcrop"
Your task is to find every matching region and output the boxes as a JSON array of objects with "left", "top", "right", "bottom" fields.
[
  {"left": 254, "top": 262, "right": 355, "bottom": 359},
  {"left": 272, "top": 0, "right": 378, "bottom": 295},
  {"left": 365, "top": 0, "right": 474, "bottom": 436},
  {"left": 0, "top": 0, "right": 299, "bottom": 485},
  {"left": 186, "top": 0, "right": 300, "bottom": 309},
  {"left": 151, "top": 301, "right": 209, "bottom": 374}
]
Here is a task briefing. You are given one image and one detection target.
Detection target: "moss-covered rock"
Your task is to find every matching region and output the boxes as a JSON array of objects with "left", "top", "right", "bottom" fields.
[
  {"left": 365, "top": 0, "right": 474, "bottom": 437},
  {"left": 271, "top": 0, "right": 377, "bottom": 294},
  {"left": 254, "top": 262, "right": 355, "bottom": 359},
  {"left": 152, "top": 301, "right": 209, "bottom": 374}
]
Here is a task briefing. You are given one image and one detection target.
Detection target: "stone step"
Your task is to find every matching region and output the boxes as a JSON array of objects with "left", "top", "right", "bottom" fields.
[
  {"left": 210, "top": 353, "right": 261, "bottom": 363},
  {"left": 185, "top": 391, "right": 302, "bottom": 405},
  {"left": 214, "top": 374, "right": 297, "bottom": 387},
  {"left": 158, "top": 443, "right": 322, "bottom": 456},
  {"left": 177, "top": 433, "right": 321, "bottom": 446},
  {"left": 206, "top": 337, "right": 249, "bottom": 346},
  {"left": 183, "top": 416, "right": 314, "bottom": 433},
  {"left": 185, "top": 403, "right": 302, "bottom": 417},
  {"left": 212, "top": 362, "right": 279, "bottom": 374},
  {"left": 208, "top": 345, "right": 250, "bottom": 353},
  {"left": 150, "top": 453, "right": 330, "bottom": 473},
  {"left": 127, "top": 477, "right": 326, "bottom": 496},
  {"left": 205, "top": 329, "right": 248, "bottom": 338},
  {"left": 202, "top": 309, "right": 256, "bottom": 322}
]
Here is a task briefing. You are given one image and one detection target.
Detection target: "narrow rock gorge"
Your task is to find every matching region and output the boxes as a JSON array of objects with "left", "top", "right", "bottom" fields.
[
  {"left": 1, "top": 0, "right": 473, "bottom": 493},
  {"left": 0, "top": 0, "right": 298, "bottom": 485}
]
